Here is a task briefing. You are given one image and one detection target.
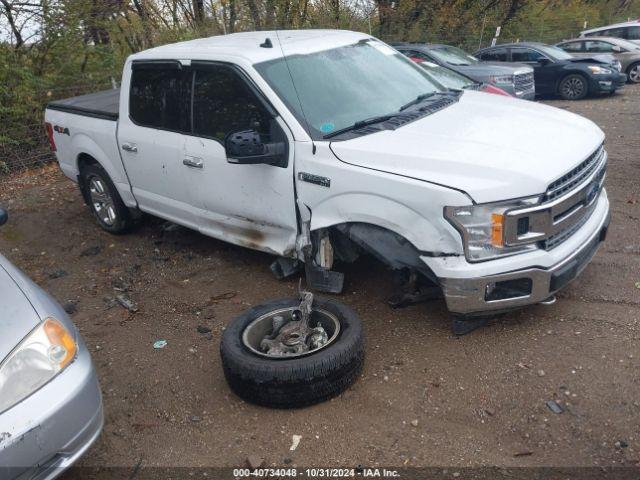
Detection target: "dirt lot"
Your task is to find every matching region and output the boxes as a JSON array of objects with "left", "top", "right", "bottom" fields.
[{"left": 1, "top": 85, "right": 639, "bottom": 474}]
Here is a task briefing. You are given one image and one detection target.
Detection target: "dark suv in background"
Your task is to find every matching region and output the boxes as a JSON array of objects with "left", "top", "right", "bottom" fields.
[
  {"left": 393, "top": 43, "right": 536, "bottom": 100},
  {"left": 475, "top": 42, "right": 627, "bottom": 100}
]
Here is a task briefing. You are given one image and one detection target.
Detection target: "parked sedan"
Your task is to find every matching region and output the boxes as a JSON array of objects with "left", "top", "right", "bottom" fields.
[
  {"left": 0, "top": 208, "right": 103, "bottom": 480},
  {"left": 393, "top": 43, "right": 536, "bottom": 99},
  {"left": 410, "top": 59, "right": 511, "bottom": 96},
  {"left": 475, "top": 42, "right": 627, "bottom": 100},
  {"left": 556, "top": 37, "right": 640, "bottom": 83}
]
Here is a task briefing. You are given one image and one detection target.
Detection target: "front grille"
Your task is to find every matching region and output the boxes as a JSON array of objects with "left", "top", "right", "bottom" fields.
[
  {"left": 514, "top": 71, "right": 535, "bottom": 94},
  {"left": 543, "top": 160, "right": 606, "bottom": 250},
  {"left": 503, "top": 146, "right": 607, "bottom": 250},
  {"left": 544, "top": 144, "right": 604, "bottom": 201}
]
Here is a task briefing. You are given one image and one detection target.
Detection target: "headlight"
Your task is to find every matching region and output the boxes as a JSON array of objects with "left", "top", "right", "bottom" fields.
[
  {"left": 0, "top": 318, "right": 77, "bottom": 413},
  {"left": 445, "top": 197, "right": 540, "bottom": 261},
  {"left": 489, "top": 74, "right": 514, "bottom": 85},
  {"left": 588, "top": 65, "right": 612, "bottom": 75},
  {"left": 614, "top": 61, "right": 622, "bottom": 72}
]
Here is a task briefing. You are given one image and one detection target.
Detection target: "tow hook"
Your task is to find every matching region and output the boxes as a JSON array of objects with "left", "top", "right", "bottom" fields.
[{"left": 539, "top": 295, "right": 557, "bottom": 306}]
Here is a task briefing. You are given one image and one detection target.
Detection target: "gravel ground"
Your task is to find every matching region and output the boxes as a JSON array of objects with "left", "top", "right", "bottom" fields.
[{"left": 1, "top": 85, "right": 639, "bottom": 475}]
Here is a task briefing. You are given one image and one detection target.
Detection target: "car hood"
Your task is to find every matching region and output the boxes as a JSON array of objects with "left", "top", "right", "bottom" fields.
[
  {"left": 329, "top": 90, "right": 604, "bottom": 204},
  {"left": 0, "top": 258, "right": 40, "bottom": 363}
]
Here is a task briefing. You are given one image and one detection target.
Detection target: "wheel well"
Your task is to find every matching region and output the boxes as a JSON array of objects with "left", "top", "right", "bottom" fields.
[
  {"left": 76, "top": 153, "right": 99, "bottom": 205},
  {"left": 318, "top": 222, "right": 440, "bottom": 283},
  {"left": 77, "top": 153, "right": 98, "bottom": 173}
]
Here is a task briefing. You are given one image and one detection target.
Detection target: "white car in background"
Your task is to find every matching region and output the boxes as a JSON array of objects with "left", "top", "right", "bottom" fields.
[{"left": 581, "top": 19, "right": 640, "bottom": 45}]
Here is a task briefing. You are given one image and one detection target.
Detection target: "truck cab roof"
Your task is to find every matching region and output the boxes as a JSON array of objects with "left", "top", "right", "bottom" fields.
[{"left": 129, "top": 30, "right": 371, "bottom": 64}]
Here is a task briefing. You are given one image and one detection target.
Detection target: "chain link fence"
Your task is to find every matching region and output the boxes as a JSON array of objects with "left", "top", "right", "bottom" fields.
[{"left": 1, "top": 80, "right": 116, "bottom": 177}]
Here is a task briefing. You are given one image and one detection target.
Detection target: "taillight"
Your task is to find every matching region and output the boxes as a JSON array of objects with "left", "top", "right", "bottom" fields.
[{"left": 44, "top": 122, "right": 56, "bottom": 151}]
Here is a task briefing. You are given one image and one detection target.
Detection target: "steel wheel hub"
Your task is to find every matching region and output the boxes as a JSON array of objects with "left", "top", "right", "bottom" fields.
[
  {"left": 629, "top": 66, "right": 640, "bottom": 83},
  {"left": 242, "top": 292, "right": 341, "bottom": 358},
  {"left": 88, "top": 176, "right": 116, "bottom": 226}
]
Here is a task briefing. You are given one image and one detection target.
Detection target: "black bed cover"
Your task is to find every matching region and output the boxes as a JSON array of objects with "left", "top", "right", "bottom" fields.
[{"left": 47, "top": 88, "right": 120, "bottom": 121}]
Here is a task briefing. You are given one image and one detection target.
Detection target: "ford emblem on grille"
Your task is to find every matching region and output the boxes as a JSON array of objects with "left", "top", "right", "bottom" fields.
[{"left": 585, "top": 180, "right": 599, "bottom": 205}]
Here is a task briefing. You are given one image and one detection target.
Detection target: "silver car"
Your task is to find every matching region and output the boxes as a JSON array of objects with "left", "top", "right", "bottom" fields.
[
  {"left": 556, "top": 37, "right": 640, "bottom": 83},
  {"left": 0, "top": 208, "right": 103, "bottom": 479}
]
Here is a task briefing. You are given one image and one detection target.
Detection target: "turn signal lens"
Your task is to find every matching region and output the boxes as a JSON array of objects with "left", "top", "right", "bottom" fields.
[
  {"left": 491, "top": 213, "right": 504, "bottom": 247},
  {"left": 43, "top": 318, "right": 77, "bottom": 369}
]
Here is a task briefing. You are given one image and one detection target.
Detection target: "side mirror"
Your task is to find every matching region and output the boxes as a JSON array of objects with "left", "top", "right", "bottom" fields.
[
  {"left": 225, "top": 129, "right": 286, "bottom": 167},
  {"left": 0, "top": 208, "right": 7, "bottom": 227},
  {"left": 612, "top": 45, "right": 623, "bottom": 53},
  {"left": 537, "top": 57, "right": 551, "bottom": 66}
]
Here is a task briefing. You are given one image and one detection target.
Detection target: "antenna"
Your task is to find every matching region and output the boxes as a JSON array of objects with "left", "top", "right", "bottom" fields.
[{"left": 260, "top": 38, "right": 273, "bottom": 48}]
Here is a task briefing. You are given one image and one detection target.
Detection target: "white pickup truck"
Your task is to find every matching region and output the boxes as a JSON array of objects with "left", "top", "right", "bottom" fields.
[{"left": 45, "top": 30, "right": 610, "bottom": 326}]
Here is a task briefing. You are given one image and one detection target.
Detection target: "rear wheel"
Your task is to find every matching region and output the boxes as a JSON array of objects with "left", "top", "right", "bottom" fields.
[
  {"left": 559, "top": 74, "right": 588, "bottom": 100},
  {"left": 80, "top": 164, "right": 133, "bottom": 234},
  {"left": 627, "top": 62, "right": 640, "bottom": 84}
]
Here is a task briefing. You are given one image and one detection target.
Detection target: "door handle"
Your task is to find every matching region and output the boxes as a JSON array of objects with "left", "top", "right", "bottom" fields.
[
  {"left": 183, "top": 157, "right": 203, "bottom": 169},
  {"left": 121, "top": 143, "right": 137, "bottom": 153}
]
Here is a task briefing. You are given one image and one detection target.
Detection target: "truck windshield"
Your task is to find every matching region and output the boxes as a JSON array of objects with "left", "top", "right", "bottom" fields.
[{"left": 254, "top": 40, "right": 445, "bottom": 140}]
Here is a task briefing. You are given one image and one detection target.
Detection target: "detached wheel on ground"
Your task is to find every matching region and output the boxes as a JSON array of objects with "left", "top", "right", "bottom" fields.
[
  {"left": 627, "top": 62, "right": 640, "bottom": 84},
  {"left": 220, "top": 293, "right": 364, "bottom": 408},
  {"left": 559, "top": 74, "right": 589, "bottom": 100},
  {"left": 80, "top": 164, "right": 133, "bottom": 234}
]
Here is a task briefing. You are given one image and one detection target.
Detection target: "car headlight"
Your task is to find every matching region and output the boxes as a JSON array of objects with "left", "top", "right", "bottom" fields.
[
  {"left": 613, "top": 60, "right": 622, "bottom": 72},
  {"left": 0, "top": 318, "right": 77, "bottom": 414},
  {"left": 489, "top": 74, "right": 514, "bottom": 85},
  {"left": 444, "top": 197, "right": 540, "bottom": 261},
  {"left": 588, "top": 65, "right": 613, "bottom": 75}
]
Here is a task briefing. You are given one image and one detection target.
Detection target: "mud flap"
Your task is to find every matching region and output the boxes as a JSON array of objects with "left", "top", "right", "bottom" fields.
[{"left": 305, "top": 263, "right": 344, "bottom": 294}]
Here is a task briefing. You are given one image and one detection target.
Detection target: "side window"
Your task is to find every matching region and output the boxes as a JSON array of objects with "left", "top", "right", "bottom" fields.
[
  {"left": 193, "top": 66, "right": 272, "bottom": 142},
  {"left": 601, "top": 27, "right": 625, "bottom": 38},
  {"left": 511, "top": 48, "right": 545, "bottom": 62},
  {"left": 559, "top": 42, "right": 583, "bottom": 52},
  {"left": 129, "top": 66, "right": 192, "bottom": 132},
  {"left": 478, "top": 48, "right": 507, "bottom": 61},
  {"left": 585, "top": 40, "right": 614, "bottom": 52},
  {"left": 627, "top": 26, "right": 640, "bottom": 40}
]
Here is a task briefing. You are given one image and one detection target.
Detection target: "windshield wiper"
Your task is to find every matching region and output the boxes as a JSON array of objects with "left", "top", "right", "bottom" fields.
[
  {"left": 322, "top": 114, "right": 395, "bottom": 139},
  {"left": 399, "top": 92, "right": 437, "bottom": 111}
]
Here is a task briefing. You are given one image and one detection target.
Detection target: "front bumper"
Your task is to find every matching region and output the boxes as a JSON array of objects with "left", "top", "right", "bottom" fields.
[
  {"left": 0, "top": 338, "right": 103, "bottom": 480},
  {"left": 591, "top": 72, "right": 627, "bottom": 92},
  {"left": 433, "top": 191, "right": 610, "bottom": 316}
]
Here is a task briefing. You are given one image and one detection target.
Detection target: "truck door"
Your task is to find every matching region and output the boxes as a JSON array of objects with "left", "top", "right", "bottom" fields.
[
  {"left": 117, "top": 61, "right": 198, "bottom": 228},
  {"left": 181, "top": 63, "right": 298, "bottom": 256}
]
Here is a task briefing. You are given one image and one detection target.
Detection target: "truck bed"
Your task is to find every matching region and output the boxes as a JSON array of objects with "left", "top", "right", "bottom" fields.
[{"left": 47, "top": 88, "right": 120, "bottom": 121}]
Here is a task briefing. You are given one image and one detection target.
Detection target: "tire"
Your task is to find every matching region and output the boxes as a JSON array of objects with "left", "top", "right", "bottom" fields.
[
  {"left": 220, "top": 297, "right": 364, "bottom": 408},
  {"left": 626, "top": 62, "right": 640, "bottom": 84},
  {"left": 80, "top": 164, "right": 133, "bottom": 234},
  {"left": 559, "top": 74, "right": 589, "bottom": 100}
]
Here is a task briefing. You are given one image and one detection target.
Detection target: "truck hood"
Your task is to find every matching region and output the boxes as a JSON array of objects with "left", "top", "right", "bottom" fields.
[
  {"left": 0, "top": 258, "right": 40, "bottom": 363},
  {"left": 329, "top": 90, "right": 604, "bottom": 204},
  {"left": 453, "top": 62, "right": 531, "bottom": 77}
]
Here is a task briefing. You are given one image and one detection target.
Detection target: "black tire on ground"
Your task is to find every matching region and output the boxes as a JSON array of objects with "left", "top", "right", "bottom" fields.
[
  {"left": 626, "top": 62, "right": 640, "bottom": 84},
  {"left": 220, "top": 297, "right": 364, "bottom": 408},
  {"left": 80, "top": 163, "right": 133, "bottom": 234},
  {"left": 559, "top": 74, "right": 589, "bottom": 100}
]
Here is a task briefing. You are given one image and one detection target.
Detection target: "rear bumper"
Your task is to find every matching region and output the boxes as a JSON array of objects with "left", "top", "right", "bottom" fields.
[
  {"left": 0, "top": 339, "right": 103, "bottom": 480},
  {"left": 433, "top": 191, "right": 610, "bottom": 316}
]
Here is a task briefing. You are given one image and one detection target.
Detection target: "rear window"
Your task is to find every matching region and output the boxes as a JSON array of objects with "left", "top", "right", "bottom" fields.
[{"left": 129, "top": 66, "right": 192, "bottom": 132}]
